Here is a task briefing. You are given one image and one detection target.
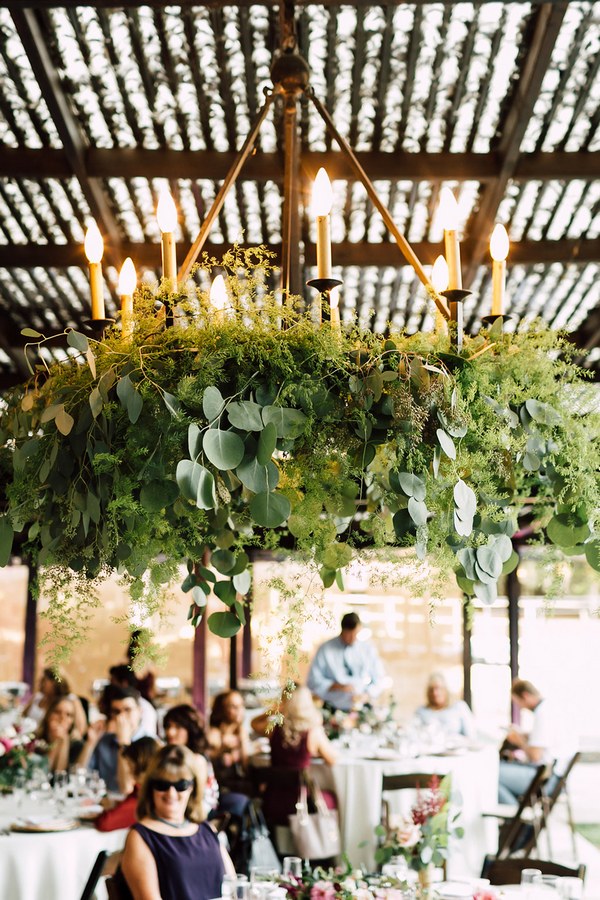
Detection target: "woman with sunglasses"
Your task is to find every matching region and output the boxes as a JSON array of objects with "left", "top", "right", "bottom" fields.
[{"left": 118, "top": 744, "right": 235, "bottom": 900}]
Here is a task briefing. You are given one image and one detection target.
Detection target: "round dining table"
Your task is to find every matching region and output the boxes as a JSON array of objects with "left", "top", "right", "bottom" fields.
[
  {"left": 309, "top": 740, "right": 500, "bottom": 877},
  {"left": 0, "top": 794, "right": 127, "bottom": 900}
]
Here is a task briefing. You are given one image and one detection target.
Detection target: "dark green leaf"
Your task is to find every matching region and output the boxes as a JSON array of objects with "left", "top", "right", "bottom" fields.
[
  {"left": 584, "top": 541, "right": 600, "bottom": 572},
  {"left": 233, "top": 600, "right": 247, "bottom": 625},
  {"left": 211, "top": 549, "right": 236, "bottom": 574},
  {"left": 320, "top": 567, "right": 336, "bottom": 588},
  {"left": 502, "top": 550, "right": 520, "bottom": 575},
  {"left": 140, "top": 480, "right": 179, "bottom": 512},
  {"left": 208, "top": 611, "right": 241, "bottom": 638},
  {"left": 546, "top": 514, "right": 590, "bottom": 548},
  {"left": 214, "top": 580, "right": 237, "bottom": 606},
  {"left": 236, "top": 456, "right": 279, "bottom": 493},
  {"left": 0, "top": 517, "right": 14, "bottom": 567}
]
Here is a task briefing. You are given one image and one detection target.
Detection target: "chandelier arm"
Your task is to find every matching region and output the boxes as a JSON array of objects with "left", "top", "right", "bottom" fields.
[
  {"left": 177, "top": 88, "right": 276, "bottom": 284},
  {"left": 306, "top": 87, "right": 450, "bottom": 321},
  {"left": 280, "top": 89, "right": 302, "bottom": 299}
]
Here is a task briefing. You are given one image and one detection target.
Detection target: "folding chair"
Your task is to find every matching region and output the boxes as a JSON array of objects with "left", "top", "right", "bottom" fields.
[
  {"left": 529, "top": 752, "right": 581, "bottom": 859},
  {"left": 483, "top": 763, "right": 552, "bottom": 859},
  {"left": 79, "top": 851, "right": 108, "bottom": 900},
  {"left": 481, "top": 854, "right": 586, "bottom": 885}
]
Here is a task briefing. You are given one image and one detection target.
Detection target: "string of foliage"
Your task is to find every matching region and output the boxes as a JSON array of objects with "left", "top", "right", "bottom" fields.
[{"left": 0, "top": 247, "right": 598, "bottom": 656}]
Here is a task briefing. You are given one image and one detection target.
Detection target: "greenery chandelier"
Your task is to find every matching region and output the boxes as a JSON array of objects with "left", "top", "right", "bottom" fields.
[{"left": 0, "top": 26, "right": 598, "bottom": 662}]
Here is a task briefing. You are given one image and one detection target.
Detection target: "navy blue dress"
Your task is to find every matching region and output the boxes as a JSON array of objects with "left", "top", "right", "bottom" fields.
[{"left": 121, "top": 821, "right": 225, "bottom": 900}]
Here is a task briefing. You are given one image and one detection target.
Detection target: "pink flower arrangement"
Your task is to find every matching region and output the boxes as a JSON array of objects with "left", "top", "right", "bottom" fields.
[{"left": 0, "top": 719, "right": 47, "bottom": 789}]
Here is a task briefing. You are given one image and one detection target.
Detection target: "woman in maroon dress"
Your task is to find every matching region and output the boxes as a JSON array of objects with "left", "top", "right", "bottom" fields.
[{"left": 252, "top": 686, "right": 338, "bottom": 827}]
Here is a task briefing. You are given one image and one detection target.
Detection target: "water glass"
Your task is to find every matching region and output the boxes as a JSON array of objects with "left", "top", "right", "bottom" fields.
[
  {"left": 250, "top": 867, "right": 279, "bottom": 899},
  {"left": 382, "top": 856, "right": 409, "bottom": 881},
  {"left": 531, "top": 875, "right": 561, "bottom": 898},
  {"left": 282, "top": 857, "right": 302, "bottom": 878},
  {"left": 53, "top": 770, "right": 69, "bottom": 810},
  {"left": 558, "top": 877, "right": 584, "bottom": 900},
  {"left": 522, "top": 870, "right": 543, "bottom": 884}
]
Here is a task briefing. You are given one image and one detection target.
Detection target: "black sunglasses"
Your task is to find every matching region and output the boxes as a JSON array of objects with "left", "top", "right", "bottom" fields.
[{"left": 151, "top": 778, "right": 193, "bottom": 793}]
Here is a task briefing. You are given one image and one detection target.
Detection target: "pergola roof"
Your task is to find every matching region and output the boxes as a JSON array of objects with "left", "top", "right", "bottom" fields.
[{"left": 0, "top": 1, "right": 599, "bottom": 384}]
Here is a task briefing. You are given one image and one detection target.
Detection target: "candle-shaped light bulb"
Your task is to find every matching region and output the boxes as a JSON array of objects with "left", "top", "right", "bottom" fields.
[
  {"left": 312, "top": 168, "right": 333, "bottom": 279},
  {"left": 157, "top": 189, "right": 178, "bottom": 286},
  {"left": 84, "top": 220, "right": 105, "bottom": 320},
  {"left": 118, "top": 257, "right": 136, "bottom": 340},
  {"left": 490, "top": 224, "right": 509, "bottom": 316},
  {"left": 431, "top": 255, "right": 449, "bottom": 293},
  {"left": 210, "top": 274, "right": 228, "bottom": 321},
  {"left": 329, "top": 286, "right": 341, "bottom": 332},
  {"left": 438, "top": 188, "right": 462, "bottom": 290}
]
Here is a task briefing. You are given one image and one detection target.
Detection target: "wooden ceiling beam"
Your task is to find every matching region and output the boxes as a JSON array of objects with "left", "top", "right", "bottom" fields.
[
  {"left": 6, "top": 1, "right": 538, "bottom": 8},
  {"left": 10, "top": 9, "right": 123, "bottom": 269},
  {"left": 1, "top": 147, "right": 598, "bottom": 183},
  {"left": 0, "top": 238, "right": 597, "bottom": 269},
  {"left": 462, "top": 3, "right": 569, "bottom": 288}
]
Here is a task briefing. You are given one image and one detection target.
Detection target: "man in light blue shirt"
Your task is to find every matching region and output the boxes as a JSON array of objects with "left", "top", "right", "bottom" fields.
[{"left": 307, "top": 612, "right": 385, "bottom": 712}]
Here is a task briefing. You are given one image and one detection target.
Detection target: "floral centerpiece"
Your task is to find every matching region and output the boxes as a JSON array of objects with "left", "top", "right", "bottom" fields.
[
  {"left": 279, "top": 862, "right": 410, "bottom": 899},
  {"left": 322, "top": 698, "right": 397, "bottom": 741},
  {"left": 375, "top": 775, "right": 462, "bottom": 880},
  {"left": 0, "top": 719, "right": 47, "bottom": 790}
]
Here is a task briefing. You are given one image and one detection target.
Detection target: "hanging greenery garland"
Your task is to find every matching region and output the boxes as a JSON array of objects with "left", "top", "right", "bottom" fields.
[{"left": 0, "top": 248, "right": 598, "bottom": 659}]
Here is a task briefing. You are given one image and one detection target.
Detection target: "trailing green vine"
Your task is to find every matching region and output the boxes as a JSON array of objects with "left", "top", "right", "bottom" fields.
[{"left": 0, "top": 246, "right": 598, "bottom": 660}]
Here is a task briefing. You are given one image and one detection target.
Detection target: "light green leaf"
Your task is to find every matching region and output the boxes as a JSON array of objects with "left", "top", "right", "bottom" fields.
[
  {"left": 40, "top": 403, "right": 61, "bottom": 423},
  {"left": 392, "top": 471, "right": 426, "bottom": 501},
  {"left": 55, "top": 405, "right": 74, "bottom": 436},
  {"left": 85, "top": 348, "right": 96, "bottom": 379},
  {"left": 492, "top": 533, "right": 513, "bottom": 563},
  {"left": 546, "top": 513, "right": 590, "bottom": 548},
  {"left": 191, "top": 585, "right": 208, "bottom": 605},
  {"left": 162, "top": 391, "right": 180, "bottom": 417},
  {"left": 203, "top": 429, "right": 245, "bottom": 471},
  {"left": 21, "top": 327, "right": 43, "bottom": 338},
  {"left": 502, "top": 550, "right": 520, "bottom": 575},
  {"left": 188, "top": 423, "right": 203, "bottom": 460},
  {"left": 437, "top": 428, "right": 456, "bottom": 460},
  {"left": 257, "top": 422, "right": 277, "bottom": 466},
  {"left": 233, "top": 569, "right": 251, "bottom": 594},
  {"left": 408, "top": 497, "right": 428, "bottom": 526},
  {"left": 203, "top": 386, "right": 225, "bottom": 422},
  {"left": 236, "top": 457, "right": 279, "bottom": 493},
  {"left": 454, "top": 509, "right": 473, "bottom": 538},
  {"left": 249, "top": 491, "right": 291, "bottom": 527},
  {"left": 176, "top": 459, "right": 204, "bottom": 502},
  {"left": 262, "top": 405, "right": 307, "bottom": 439},
  {"left": 196, "top": 468, "right": 216, "bottom": 510},
  {"left": 227, "top": 400, "right": 264, "bottom": 431},
  {"left": 67, "top": 330, "right": 89, "bottom": 353},
  {"left": 208, "top": 611, "right": 241, "bottom": 638},
  {"left": 476, "top": 545, "right": 503, "bottom": 579},
  {"left": 584, "top": 541, "right": 600, "bottom": 572},
  {"left": 454, "top": 479, "right": 476, "bottom": 515},
  {"left": 89, "top": 387, "right": 103, "bottom": 419},
  {"left": 473, "top": 580, "right": 498, "bottom": 605}
]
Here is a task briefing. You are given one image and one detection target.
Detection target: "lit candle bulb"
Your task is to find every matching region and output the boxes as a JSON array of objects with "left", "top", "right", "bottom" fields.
[
  {"left": 209, "top": 274, "right": 228, "bottom": 323},
  {"left": 329, "top": 286, "right": 341, "bottom": 332},
  {"left": 438, "top": 188, "right": 462, "bottom": 290},
  {"left": 490, "top": 224, "right": 509, "bottom": 316},
  {"left": 312, "top": 168, "right": 333, "bottom": 279},
  {"left": 84, "top": 220, "right": 105, "bottom": 320},
  {"left": 117, "top": 257, "right": 137, "bottom": 340},
  {"left": 157, "top": 189, "right": 178, "bottom": 287}
]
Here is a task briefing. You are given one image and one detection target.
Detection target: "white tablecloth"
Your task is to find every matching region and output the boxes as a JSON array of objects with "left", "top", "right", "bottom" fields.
[
  {"left": 310, "top": 743, "right": 499, "bottom": 877},
  {"left": 0, "top": 797, "right": 127, "bottom": 900}
]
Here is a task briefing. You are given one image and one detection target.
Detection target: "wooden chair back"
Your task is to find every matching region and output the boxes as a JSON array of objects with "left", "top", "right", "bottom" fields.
[
  {"left": 482, "top": 855, "right": 586, "bottom": 885},
  {"left": 496, "top": 763, "right": 552, "bottom": 858}
]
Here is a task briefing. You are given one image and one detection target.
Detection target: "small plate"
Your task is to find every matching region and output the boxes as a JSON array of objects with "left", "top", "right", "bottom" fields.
[
  {"left": 11, "top": 817, "right": 79, "bottom": 833},
  {"left": 77, "top": 805, "right": 104, "bottom": 820},
  {"left": 434, "top": 882, "right": 474, "bottom": 898}
]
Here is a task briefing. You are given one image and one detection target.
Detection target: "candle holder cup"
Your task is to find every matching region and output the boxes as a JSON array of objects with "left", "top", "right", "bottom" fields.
[
  {"left": 306, "top": 277, "right": 343, "bottom": 325},
  {"left": 82, "top": 318, "right": 115, "bottom": 340},
  {"left": 481, "top": 314, "right": 513, "bottom": 330},
  {"left": 440, "top": 288, "right": 471, "bottom": 353}
]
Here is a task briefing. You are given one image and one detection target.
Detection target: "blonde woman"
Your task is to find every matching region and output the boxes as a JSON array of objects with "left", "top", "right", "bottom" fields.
[
  {"left": 252, "top": 686, "right": 337, "bottom": 827},
  {"left": 414, "top": 672, "right": 476, "bottom": 739},
  {"left": 117, "top": 744, "right": 234, "bottom": 900}
]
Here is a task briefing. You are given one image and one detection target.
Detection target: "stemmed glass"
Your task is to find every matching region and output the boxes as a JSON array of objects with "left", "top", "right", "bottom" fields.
[{"left": 249, "top": 866, "right": 280, "bottom": 899}]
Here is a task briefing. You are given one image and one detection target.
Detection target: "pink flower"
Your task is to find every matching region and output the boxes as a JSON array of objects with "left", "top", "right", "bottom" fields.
[
  {"left": 0, "top": 737, "right": 14, "bottom": 752},
  {"left": 392, "top": 820, "right": 422, "bottom": 849},
  {"left": 310, "top": 881, "right": 337, "bottom": 899}
]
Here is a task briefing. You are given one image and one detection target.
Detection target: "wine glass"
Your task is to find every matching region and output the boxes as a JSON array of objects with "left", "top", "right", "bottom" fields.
[{"left": 282, "top": 857, "right": 302, "bottom": 879}]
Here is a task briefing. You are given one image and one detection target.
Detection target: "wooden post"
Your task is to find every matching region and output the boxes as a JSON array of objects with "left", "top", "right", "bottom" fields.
[
  {"left": 462, "top": 601, "right": 472, "bottom": 708},
  {"left": 507, "top": 557, "right": 521, "bottom": 724},
  {"left": 22, "top": 562, "right": 37, "bottom": 688},
  {"left": 192, "top": 614, "right": 208, "bottom": 717}
]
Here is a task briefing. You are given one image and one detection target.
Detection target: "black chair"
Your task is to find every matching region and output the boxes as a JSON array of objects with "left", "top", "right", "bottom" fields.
[
  {"left": 530, "top": 752, "right": 581, "bottom": 858},
  {"left": 484, "top": 762, "right": 552, "bottom": 858},
  {"left": 79, "top": 850, "right": 108, "bottom": 900},
  {"left": 481, "top": 855, "right": 586, "bottom": 885},
  {"left": 380, "top": 772, "right": 439, "bottom": 833}
]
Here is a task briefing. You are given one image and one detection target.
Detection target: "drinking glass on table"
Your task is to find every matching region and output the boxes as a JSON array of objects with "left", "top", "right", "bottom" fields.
[
  {"left": 521, "top": 870, "right": 543, "bottom": 885},
  {"left": 53, "top": 769, "right": 69, "bottom": 811},
  {"left": 250, "top": 866, "right": 280, "bottom": 899},
  {"left": 531, "top": 875, "right": 561, "bottom": 897},
  {"left": 282, "top": 857, "right": 302, "bottom": 879},
  {"left": 558, "top": 877, "right": 584, "bottom": 900}
]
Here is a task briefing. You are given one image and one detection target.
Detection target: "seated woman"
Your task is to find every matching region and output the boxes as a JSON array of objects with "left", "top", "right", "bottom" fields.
[
  {"left": 163, "top": 704, "right": 218, "bottom": 816},
  {"left": 37, "top": 696, "right": 84, "bottom": 774},
  {"left": 251, "top": 685, "right": 337, "bottom": 827},
  {"left": 95, "top": 736, "right": 161, "bottom": 832},
  {"left": 413, "top": 672, "right": 476, "bottom": 739},
  {"left": 24, "top": 668, "right": 87, "bottom": 736},
  {"left": 118, "top": 744, "right": 235, "bottom": 900},
  {"left": 207, "top": 691, "right": 255, "bottom": 801}
]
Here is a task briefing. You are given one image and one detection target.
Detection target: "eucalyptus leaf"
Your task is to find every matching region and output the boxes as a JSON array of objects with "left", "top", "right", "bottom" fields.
[
  {"left": 473, "top": 580, "right": 498, "bottom": 605},
  {"left": 67, "top": 330, "right": 89, "bottom": 353},
  {"left": 249, "top": 491, "right": 291, "bottom": 528},
  {"left": 196, "top": 468, "right": 216, "bottom": 510},
  {"left": 0, "top": 517, "right": 14, "bottom": 567},
  {"left": 457, "top": 548, "right": 477, "bottom": 582},
  {"left": 393, "top": 508, "right": 416, "bottom": 540},
  {"left": 176, "top": 459, "right": 204, "bottom": 502},
  {"left": 191, "top": 585, "right": 209, "bottom": 605},
  {"left": 214, "top": 580, "right": 237, "bottom": 606},
  {"left": 262, "top": 405, "right": 307, "bottom": 439},
  {"left": 395, "top": 471, "right": 426, "bottom": 501},
  {"left": 584, "top": 541, "right": 600, "bottom": 572},
  {"left": 454, "top": 479, "right": 476, "bottom": 516},
  {"left": 476, "top": 545, "right": 503, "bottom": 579},
  {"left": 163, "top": 391, "right": 180, "bottom": 417},
  {"left": 140, "top": 480, "right": 179, "bottom": 512},
  {"left": 227, "top": 400, "right": 264, "bottom": 431},
  {"left": 228, "top": 552, "right": 250, "bottom": 577},
  {"left": 408, "top": 497, "right": 428, "bottom": 526},
  {"left": 523, "top": 450, "right": 541, "bottom": 471},
  {"left": 491, "top": 533, "right": 513, "bottom": 563},
  {"left": 188, "top": 423, "right": 203, "bottom": 460},
  {"left": 89, "top": 387, "right": 103, "bottom": 419},
  {"left": 203, "top": 429, "right": 245, "bottom": 471},
  {"left": 55, "top": 405, "right": 74, "bottom": 436},
  {"left": 454, "top": 509, "right": 473, "bottom": 537},
  {"left": 502, "top": 550, "right": 519, "bottom": 575},
  {"left": 203, "top": 385, "right": 225, "bottom": 422},
  {"left": 320, "top": 567, "right": 336, "bottom": 588},
  {"left": 436, "top": 429, "right": 456, "bottom": 460},
  {"left": 433, "top": 445, "right": 441, "bottom": 479},
  {"left": 546, "top": 513, "right": 590, "bottom": 548},
  {"left": 208, "top": 611, "right": 241, "bottom": 638},
  {"left": 233, "top": 569, "right": 252, "bottom": 594},
  {"left": 257, "top": 422, "right": 277, "bottom": 465},
  {"left": 21, "top": 327, "right": 43, "bottom": 338},
  {"left": 211, "top": 549, "right": 236, "bottom": 574},
  {"left": 237, "top": 456, "right": 279, "bottom": 493},
  {"left": 525, "top": 399, "right": 561, "bottom": 426},
  {"left": 233, "top": 600, "right": 247, "bottom": 625}
]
